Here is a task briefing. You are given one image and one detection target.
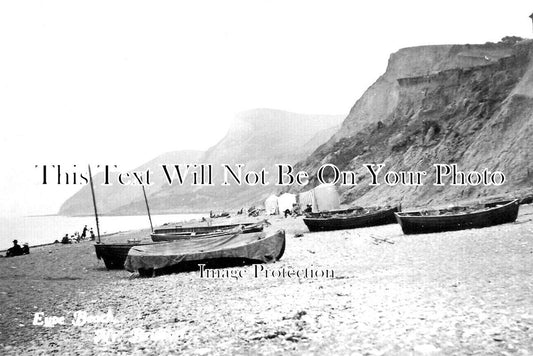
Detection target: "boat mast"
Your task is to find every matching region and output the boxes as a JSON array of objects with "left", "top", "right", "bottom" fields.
[
  {"left": 142, "top": 185, "right": 154, "bottom": 232},
  {"left": 88, "top": 164, "right": 101, "bottom": 243}
]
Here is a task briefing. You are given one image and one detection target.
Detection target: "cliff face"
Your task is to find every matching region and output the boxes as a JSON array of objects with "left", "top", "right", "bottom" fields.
[
  {"left": 61, "top": 40, "right": 533, "bottom": 215},
  {"left": 59, "top": 109, "right": 342, "bottom": 215},
  {"left": 295, "top": 40, "right": 533, "bottom": 207}
]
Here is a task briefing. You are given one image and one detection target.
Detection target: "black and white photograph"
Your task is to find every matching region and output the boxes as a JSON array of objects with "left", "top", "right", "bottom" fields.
[{"left": 1, "top": 1, "right": 532, "bottom": 354}]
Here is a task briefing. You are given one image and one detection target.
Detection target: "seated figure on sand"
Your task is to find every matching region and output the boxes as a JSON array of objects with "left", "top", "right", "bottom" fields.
[
  {"left": 61, "top": 234, "right": 71, "bottom": 244},
  {"left": 292, "top": 203, "right": 302, "bottom": 216},
  {"left": 6, "top": 240, "right": 24, "bottom": 257}
]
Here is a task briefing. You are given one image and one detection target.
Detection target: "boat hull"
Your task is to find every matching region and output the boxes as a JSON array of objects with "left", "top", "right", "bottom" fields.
[
  {"left": 153, "top": 222, "right": 263, "bottom": 235},
  {"left": 303, "top": 207, "right": 398, "bottom": 232},
  {"left": 125, "top": 230, "right": 286, "bottom": 276},
  {"left": 395, "top": 200, "right": 519, "bottom": 235},
  {"left": 151, "top": 228, "right": 241, "bottom": 242},
  {"left": 94, "top": 242, "right": 155, "bottom": 270},
  {"left": 304, "top": 207, "right": 359, "bottom": 218}
]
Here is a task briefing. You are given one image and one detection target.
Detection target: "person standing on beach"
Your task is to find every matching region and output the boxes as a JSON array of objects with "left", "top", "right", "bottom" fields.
[
  {"left": 89, "top": 228, "right": 95, "bottom": 241},
  {"left": 81, "top": 225, "right": 88, "bottom": 240}
]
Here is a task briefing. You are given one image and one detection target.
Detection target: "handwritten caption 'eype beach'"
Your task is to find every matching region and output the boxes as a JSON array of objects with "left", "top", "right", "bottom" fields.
[{"left": 35, "top": 163, "right": 506, "bottom": 187}]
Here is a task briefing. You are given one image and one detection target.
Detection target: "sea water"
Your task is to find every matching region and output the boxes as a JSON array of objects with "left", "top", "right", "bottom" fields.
[{"left": 0, "top": 213, "right": 207, "bottom": 251}]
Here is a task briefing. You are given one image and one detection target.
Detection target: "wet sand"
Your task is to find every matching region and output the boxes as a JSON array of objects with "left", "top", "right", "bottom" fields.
[{"left": 1, "top": 205, "right": 532, "bottom": 355}]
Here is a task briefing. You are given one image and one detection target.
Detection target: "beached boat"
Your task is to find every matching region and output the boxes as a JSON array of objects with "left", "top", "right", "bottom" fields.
[
  {"left": 304, "top": 207, "right": 359, "bottom": 218},
  {"left": 153, "top": 221, "right": 264, "bottom": 234},
  {"left": 303, "top": 206, "right": 399, "bottom": 232},
  {"left": 124, "top": 230, "right": 286, "bottom": 276},
  {"left": 394, "top": 200, "right": 519, "bottom": 235},
  {"left": 95, "top": 228, "right": 245, "bottom": 269},
  {"left": 95, "top": 240, "right": 156, "bottom": 270},
  {"left": 151, "top": 226, "right": 243, "bottom": 242}
]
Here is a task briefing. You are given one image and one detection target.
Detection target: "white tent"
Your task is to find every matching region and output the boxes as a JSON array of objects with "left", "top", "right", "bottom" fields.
[
  {"left": 313, "top": 184, "right": 340, "bottom": 212},
  {"left": 264, "top": 194, "right": 279, "bottom": 215},
  {"left": 278, "top": 193, "right": 297, "bottom": 213},
  {"left": 298, "top": 189, "right": 317, "bottom": 212}
]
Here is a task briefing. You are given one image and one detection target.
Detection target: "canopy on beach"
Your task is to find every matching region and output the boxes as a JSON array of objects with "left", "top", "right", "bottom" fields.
[
  {"left": 298, "top": 184, "right": 340, "bottom": 212},
  {"left": 264, "top": 194, "right": 279, "bottom": 215},
  {"left": 278, "top": 193, "right": 296, "bottom": 213},
  {"left": 298, "top": 189, "right": 317, "bottom": 212},
  {"left": 312, "top": 184, "right": 340, "bottom": 212}
]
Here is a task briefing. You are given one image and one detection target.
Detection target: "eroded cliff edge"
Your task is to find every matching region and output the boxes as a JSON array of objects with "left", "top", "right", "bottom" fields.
[{"left": 294, "top": 40, "right": 533, "bottom": 207}]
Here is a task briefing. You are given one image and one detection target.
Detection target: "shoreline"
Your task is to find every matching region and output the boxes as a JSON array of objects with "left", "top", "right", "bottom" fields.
[
  {"left": 1, "top": 206, "right": 532, "bottom": 354},
  {"left": 27, "top": 189, "right": 533, "bottom": 219},
  {"left": 0, "top": 231, "right": 127, "bottom": 254},
  {"left": 26, "top": 211, "right": 210, "bottom": 218},
  {"left": 0, "top": 213, "right": 208, "bottom": 253}
]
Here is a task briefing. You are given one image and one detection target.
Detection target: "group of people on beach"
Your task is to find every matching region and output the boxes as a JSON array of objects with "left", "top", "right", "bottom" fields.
[
  {"left": 242, "top": 203, "right": 311, "bottom": 218},
  {"left": 58, "top": 225, "right": 95, "bottom": 244},
  {"left": 4, "top": 225, "right": 97, "bottom": 257},
  {"left": 5, "top": 239, "right": 30, "bottom": 257},
  {"left": 282, "top": 203, "right": 310, "bottom": 218}
]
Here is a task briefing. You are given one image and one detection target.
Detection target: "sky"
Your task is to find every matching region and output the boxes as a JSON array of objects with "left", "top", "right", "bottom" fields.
[{"left": 0, "top": 0, "right": 532, "bottom": 217}]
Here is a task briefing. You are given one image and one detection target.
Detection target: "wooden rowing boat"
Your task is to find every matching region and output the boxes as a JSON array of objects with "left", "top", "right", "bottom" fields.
[
  {"left": 96, "top": 221, "right": 267, "bottom": 270},
  {"left": 304, "top": 207, "right": 359, "bottom": 218},
  {"left": 151, "top": 226, "right": 242, "bottom": 242},
  {"left": 303, "top": 206, "right": 399, "bottom": 232},
  {"left": 394, "top": 200, "right": 519, "bottom": 234},
  {"left": 94, "top": 240, "right": 156, "bottom": 269},
  {"left": 153, "top": 221, "right": 264, "bottom": 234},
  {"left": 151, "top": 221, "right": 266, "bottom": 242},
  {"left": 95, "top": 228, "right": 244, "bottom": 269},
  {"left": 124, "top": 230, "right": 286, "bottom": 276}
]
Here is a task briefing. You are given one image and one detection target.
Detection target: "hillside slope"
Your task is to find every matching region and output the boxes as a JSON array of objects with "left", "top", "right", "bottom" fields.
[
  {"left": 144, "top": 109, "right": 343, "bottom": 212},
  {"left": 58, "top": 150, "right": 204, "bottom": 216},
  {"left": 59, "top": 110, "right": 343, "bottom": 215},
  {"left": 294, "top": 40, "right": 533, "bottom": 207}
]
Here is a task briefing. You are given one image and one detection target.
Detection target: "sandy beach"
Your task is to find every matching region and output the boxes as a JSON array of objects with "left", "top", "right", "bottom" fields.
[{"left": 1, "top": 204, "right": 532, "bottom": 355}]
